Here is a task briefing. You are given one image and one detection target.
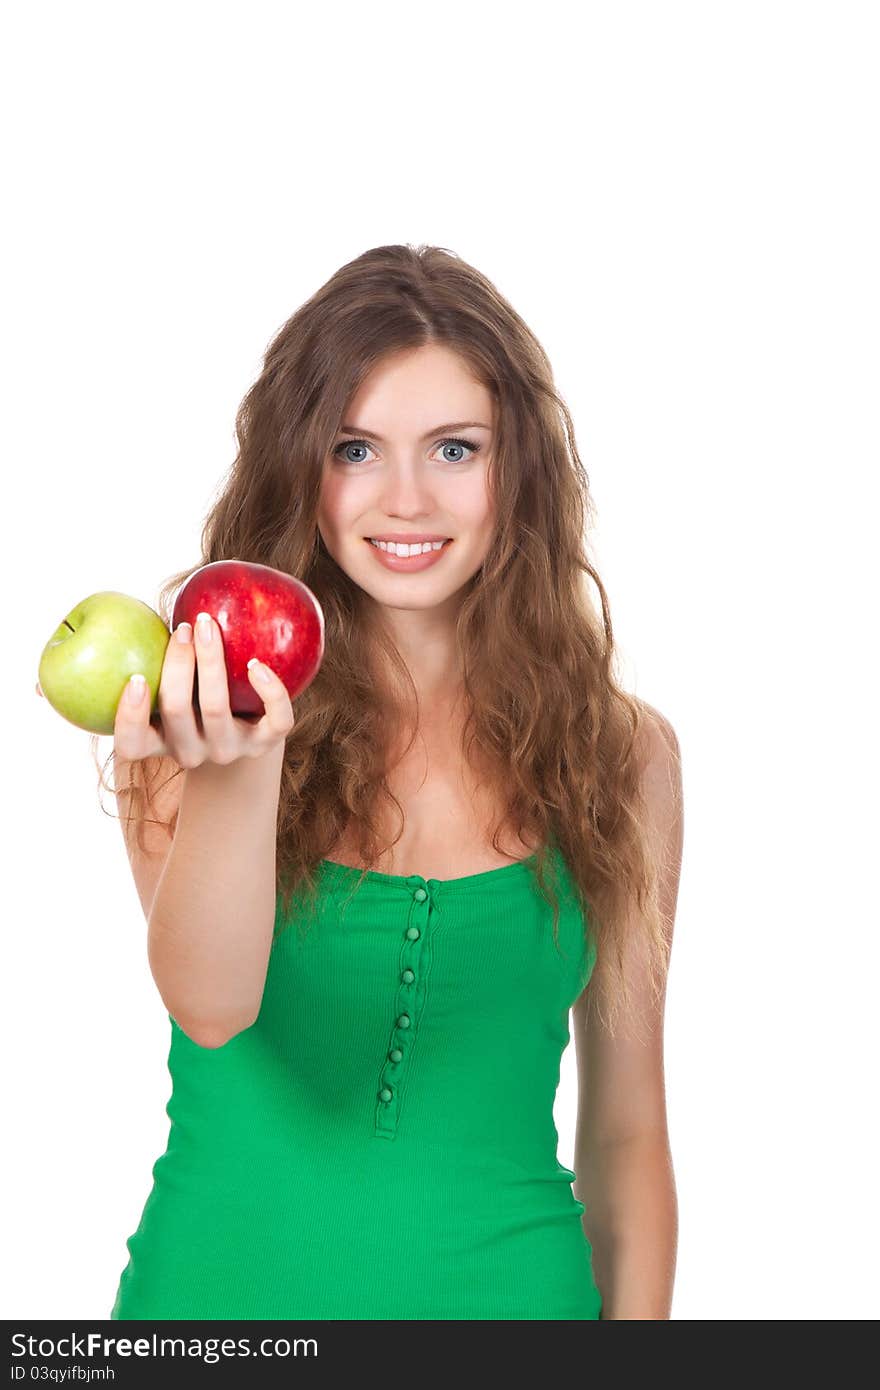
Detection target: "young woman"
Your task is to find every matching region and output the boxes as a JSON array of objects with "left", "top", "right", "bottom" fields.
[{"left": 93, "top": 244, "right": 683, "bottom": 1321}]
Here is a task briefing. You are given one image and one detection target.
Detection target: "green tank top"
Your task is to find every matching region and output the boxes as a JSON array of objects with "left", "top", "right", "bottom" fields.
[{"left": 110, "top": 842, "right": 602, "bottom": 1320}]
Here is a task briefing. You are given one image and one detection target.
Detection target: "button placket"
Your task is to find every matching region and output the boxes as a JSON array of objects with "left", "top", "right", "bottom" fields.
[{"left": 375, "top": 878, "right": 436, "bottom": 1139}]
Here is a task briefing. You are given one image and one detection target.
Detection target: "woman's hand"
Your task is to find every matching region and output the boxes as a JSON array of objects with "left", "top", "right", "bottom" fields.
[{"left": 111, "top": 612, "right": 296, "bottom": 768}]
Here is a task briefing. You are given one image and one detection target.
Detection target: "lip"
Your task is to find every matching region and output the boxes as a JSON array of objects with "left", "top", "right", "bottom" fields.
[
  {"left": 364, "top": 537, "right": 454, "bottom": 572},
  {"left": 364, "top": 534, "right": 451, "bottom": 543}
]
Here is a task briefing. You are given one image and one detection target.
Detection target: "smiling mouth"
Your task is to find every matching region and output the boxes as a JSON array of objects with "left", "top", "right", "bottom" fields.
[{"left": 364, "top": 538, "right": 453, "bottom": 553}]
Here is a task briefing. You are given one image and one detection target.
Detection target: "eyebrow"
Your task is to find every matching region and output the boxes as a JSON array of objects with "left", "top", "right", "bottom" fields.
[{"left": 338, "top": 420, "right": 492, "bottom": 441}]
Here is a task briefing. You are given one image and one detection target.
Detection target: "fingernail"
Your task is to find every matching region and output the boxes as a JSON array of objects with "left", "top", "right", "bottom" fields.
[
  {"left": 196, "top": 612, "right": 212, "bottom": 641},
  {"left": 248, "top": 657, "right": 270, "bottom": 682},
  {"left": 127, "top": 673, "right": 147, "bottom": 703},
  {"left": 175, "top": 622, "right": 193, "bottom": 644}
]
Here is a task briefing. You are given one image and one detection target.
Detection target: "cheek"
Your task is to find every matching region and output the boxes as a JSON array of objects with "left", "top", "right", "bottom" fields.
[
  {"left": 446, "top": 474, "right": 493, "bottom": 527},
  {"left": 467, "top": 497, "right": 496, "bottom": 539},
  {"left": 317, "top": 475, "right": 353, "bottom": 536}
]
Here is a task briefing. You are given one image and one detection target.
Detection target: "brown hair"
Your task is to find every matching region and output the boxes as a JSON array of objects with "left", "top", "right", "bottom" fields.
[{"left": 92, "top": 243, "right": 676, "bottom": 1038}]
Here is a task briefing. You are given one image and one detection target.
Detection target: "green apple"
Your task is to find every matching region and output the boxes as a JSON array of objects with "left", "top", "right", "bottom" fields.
[{"left": 37, "top": 591, "right": 170, "bottom": 735}]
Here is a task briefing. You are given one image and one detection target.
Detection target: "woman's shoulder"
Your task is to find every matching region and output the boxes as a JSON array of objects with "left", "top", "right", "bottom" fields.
[
  {"left": 630, "top": 701, "right": 684, "bottom": 908},
  {"left": 633, "top": 698, "right": 680, "bottom": 764}
]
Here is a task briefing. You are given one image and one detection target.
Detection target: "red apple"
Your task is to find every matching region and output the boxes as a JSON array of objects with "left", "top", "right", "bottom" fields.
[{"left": 171, "top": 560, "right": 324, "bottom": 719}]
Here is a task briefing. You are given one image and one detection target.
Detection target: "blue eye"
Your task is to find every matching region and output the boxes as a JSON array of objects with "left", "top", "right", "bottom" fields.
[{"left": 332, "top": 436, "right": 482, "bottom": 465}]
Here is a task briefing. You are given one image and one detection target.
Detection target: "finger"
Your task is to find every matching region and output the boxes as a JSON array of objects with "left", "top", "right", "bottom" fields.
[
  {"left": 113, "top": 673, "right": 167, "bottom": 760},
  {"left": 36, "top": 680, "right": 44, "bottom": 698},
  {"left": 245, "top": 659, "right": 296, "bottom": 744},
  {"left": 157, "top": 620, "right": 202, "bottom": 765},
  {"left": 192, "top": 611, "right": 236, "bottom": 754}
]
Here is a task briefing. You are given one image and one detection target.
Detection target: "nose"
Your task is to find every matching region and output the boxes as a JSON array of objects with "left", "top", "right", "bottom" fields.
[{"left": 379, "top": 462, "right": 438, "bottom": 516}]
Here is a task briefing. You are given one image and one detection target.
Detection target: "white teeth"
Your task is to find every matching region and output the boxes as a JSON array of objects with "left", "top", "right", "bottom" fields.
[{"left": 369, "top": 539, "right": 447, "bottom": 556}]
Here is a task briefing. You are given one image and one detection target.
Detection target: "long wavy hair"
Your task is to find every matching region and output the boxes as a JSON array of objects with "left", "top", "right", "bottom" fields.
[{"left": 92, "top": 243, "right": 674, "bottom": 1038}]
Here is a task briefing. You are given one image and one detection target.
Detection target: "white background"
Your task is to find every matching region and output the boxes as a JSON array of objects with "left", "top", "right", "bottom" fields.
[{"left": 3, "top": 0, "right": 877, "bottom": 1322}]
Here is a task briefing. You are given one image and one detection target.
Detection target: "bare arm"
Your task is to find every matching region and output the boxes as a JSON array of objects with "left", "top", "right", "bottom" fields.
[
  {"left": 572, "top": 703, "right": 684, "bottom": 1319},
  {"left": 112, "top": 612, "right": 296, "bottom": 1049},
  {"left": 147, "top": 740, "right": 286, "bottom": 1047}
]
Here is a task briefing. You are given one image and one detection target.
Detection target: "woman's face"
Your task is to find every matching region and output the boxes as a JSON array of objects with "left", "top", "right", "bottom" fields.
[{"left": 317, "top": 344, "right": 496, "bottom": 613}]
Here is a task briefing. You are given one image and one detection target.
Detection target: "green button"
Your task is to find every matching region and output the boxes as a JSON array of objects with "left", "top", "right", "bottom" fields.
[
  {"left": 389, "top": 1048, "right": 403, "bottom": 1063},
  {"left": 406, "top": 926, "right": 420, "bottom": 940},
  {"left": 397, "top": 1014, "right": 411, "bottom": 1029},
  {"left": 402, "top": 969, "right": 415, "bottom": 984},
  {"left": 379, "top": 1087, "right": 393, "bottom": 1102},
  {"left": 413, "top": 887, "right": 428, "bottom": 902}
]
